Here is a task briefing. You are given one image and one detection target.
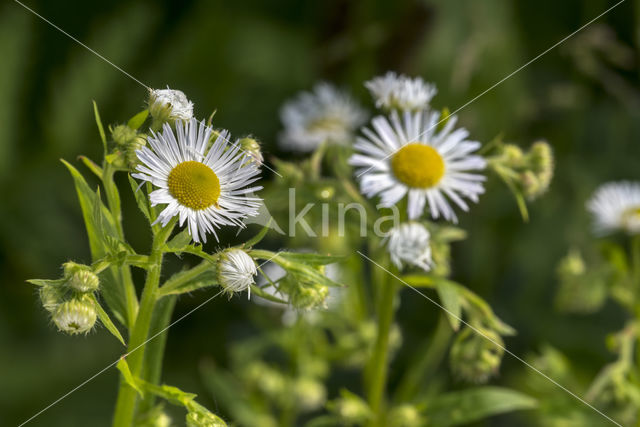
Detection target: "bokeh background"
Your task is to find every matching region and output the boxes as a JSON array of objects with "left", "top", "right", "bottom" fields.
[{"left": 1, "top": 0, "right": 639, "bottom": 425}]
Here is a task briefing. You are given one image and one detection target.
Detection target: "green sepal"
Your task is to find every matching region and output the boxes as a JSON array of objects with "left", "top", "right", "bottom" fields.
[
  {"left": 128, "top": 109, "right": 149, "bottom": 130},
  {"left": 89, "top": 294, "right": 126, "bottom": 346},
  {"left": 128, "top": 174, "right": 151, "bottom": 222},
  {"left": 422, "top": 386, "right": 537, "bottom": 427}
]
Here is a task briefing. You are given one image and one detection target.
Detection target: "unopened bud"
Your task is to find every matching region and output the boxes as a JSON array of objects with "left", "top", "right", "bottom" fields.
[
  {"left": 148, "top": 87, "right": 194, "bottom": 123},
  {"left": 529, "top": 141, "right": 553, "bottom": 172},
  {"left": 218, "top": 249, "right": 257, "bottom": 298},
  {"left": 501, "top": 144, "right": 524, "bottom": 165},
  {"left": 450, "top": 327, "right": 503, "bottom": 383},
  {"left": 40, "top": 285, "right": 65, "bottom": 313},
  {"left": 388, "top": 404, "right": 425, "bottom": 427},
  {"left": 111, "top": 124, "right": 138, "bottom": 146},
  {"left": 294, "top": 377, "right": 326, "bottom": 411},
  {"left": 244, "top": 362, "right": 286, "bottom": 399},
  {"left": 328, "top": 392, "right": 372, "bottom": 424},
  {"left": 238, "top": 137, "right": 263, "bottom": 165},
  {"left": 52, "top": 296, "right": 97, "bottom": 335},
  {"left": 64, "top": 262, "right": 99, "bottom": 293}
]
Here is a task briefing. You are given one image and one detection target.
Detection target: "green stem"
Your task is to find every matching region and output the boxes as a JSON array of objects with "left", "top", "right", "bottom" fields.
[
  {"left": 102, "top": 164, "right": 139, "bottom": 329},
  {"left": 137, "top": 295, "right": 178, "bottom": 415},
  {"left": 394, "top": 313, "right": 453, "bottom": 402},
  {"left": 112, "top": 221, "right": 175, "bottom": 427},
  {"left": 367, "top": 267, "right": 397, "bottom": 426}
]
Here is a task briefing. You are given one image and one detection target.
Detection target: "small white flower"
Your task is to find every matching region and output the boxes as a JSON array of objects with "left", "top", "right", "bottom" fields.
[
  {"left": 52, "top": 297, "right": 97, "bottom": 335},
  {"left": 365, "top": 72, "right": 437, "bottom": 112},
  {"left": 133, "top": 119, "right": 262, "bottom": 243},
  {"left": 149, "top": 87, "right": 194, "bottom": 121},
  {"left": 219, "top": 249, "right": 257, "bottom": 298},
  {"left": 385, "top": 222, "right": 432, "bottom": 271},
  {"left": 350, "top": 110, "right": 486, "bottom": 223},
  {"left": 279, "top": 83, "right": 367, "bottom": 152},
  {"left": 587, "top": 181, "right": 640, "bottom": 235}
]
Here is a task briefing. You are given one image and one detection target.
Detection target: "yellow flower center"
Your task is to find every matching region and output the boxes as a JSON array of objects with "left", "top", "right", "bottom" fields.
[
  {"left": 167, "top": 161, "right": 220, "bottom": 210},
  {"left": 391, "top": 143, "right": 445, "bottom": 188},
  {"left": 622, "top": 206, "right": 640, "bottom": 227}
]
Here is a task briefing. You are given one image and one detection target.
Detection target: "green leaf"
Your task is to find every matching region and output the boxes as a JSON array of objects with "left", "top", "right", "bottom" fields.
[
  {"left": 158, "top": 268, "right": 218, "bottom": 298},
  {"left": 116, "top": 358, "right": 144, "bottom": 397},
  {"left": 61, "top": 159, "right": 127, "bottom": 325},
  {"left": 128, "top": 174, "right": 151, "bottom": 222},
  {"left": 401, "top": 274, "right": 437, "bottom": 289},
  {"left": 250, "top": 285, "right": 287, "bottom": 304},
  {"left": 26, "top": 278, "right": 66, "bottom": 287},
  {"left": 93, "top": 101, "right": 107, "bottom": 154},
  {"left": 278, "top": 251, "right": 346, "bottom": 266},
  {"left": 78, "top": 155, "right": 103, "bottom": 178},
  {"left": 424, "top": 387, "right": 537, "bottom": 427},
  {"left": 128, "top": 109, "right": 149, "bottom": 130},
  {"left": 436, "top": 280, "right": 462, "bottom": 331},
  {"left": 89, "top": 295, "right": 125, "bottom": 346},
  {"left": 165, "top": 228, "right": 192, "bottom": 252}
]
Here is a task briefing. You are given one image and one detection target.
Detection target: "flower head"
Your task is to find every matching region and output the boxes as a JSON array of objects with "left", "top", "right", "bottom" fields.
[
  {"left": 218, "top": 249, "right": 257, "bottom": 298},
  {"left": 384, "top": 222, "right": 432, "bottom": 272},
  {"left": 52, "top": 296, "right": 97, "bottom": 335},
  {"left": 365, "top": 72, "right": 437, "bottom": 112},
  {"left": 63, "top": 262, "right": 99, "bottom": 293},
  {"left": 279, "top": 83, "right": 367, "bottom": 152},
  {"left": 350, "top": 110, "right": 486, "bottom": 222},
  {"left": 133, "top": 119, "right": 262, "bottom": 243},
  {"left": 149, "top": 87, "right": 194, "bottom": 121},
  {"left": 587, "top": 181, "right": 640, "bottom": 235}
]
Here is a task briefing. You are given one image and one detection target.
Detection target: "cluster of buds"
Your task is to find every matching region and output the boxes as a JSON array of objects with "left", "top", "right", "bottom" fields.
[
  {"left": 39, "top": 262, "right": 100, "bottom": 335},
  {"left": 278, "top": 267, "right": 330, "bottom": 310},
  {"left": 336, "top": 320, "right": 402, "bottom": 368},
  {"left": 238, "top": 136, "right": 264, "bottom": 166},
  {"left": 492, "top": 141, "right": 554, "bottom": 201},
  {"left": 449, "top": 326, "right": 504, "bottom": 383},
  {"left": 293, "top": 377, "right": 327, "bottom": 412},
  {"left": 110, "top": 124, "right": 148, "bottom": 170},
  {"left": 555, "top": 250, "right": 607, "bottom": 313},
  {"left": 388, "top": 404, "right": 426, "bottom": 427}
]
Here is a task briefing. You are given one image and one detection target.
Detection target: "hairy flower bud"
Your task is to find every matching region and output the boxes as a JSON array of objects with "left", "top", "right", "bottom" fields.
[
  {"left": 501, "top": 144, "right": 524, "bottom": 165},
  {"left": 293, "top": 377, "right": 326, "bottom": 411},
  {"left": 450, "top": 327, "right": 503, "bottom": 383},
  {"left": 63, "top": 262, "right": 99, "bottom": 293},
  {"left": 218, "top": 249, "right": 257, "bottom": 298},
  {"left": 52, "top": 296, "right": 97, "bottom": 335},
  {"left": 149, "top": 87, "right": 194, "bottom": 123},
  {"left": 111, "top": 124, "right": 138, "bottom": 147},
  {"left": 238, "top": 137, "right": 264, "bottom": 165},
  {"left": 40, "top": 285, "right": 65, "bottom": 313},
  {"left": 388, "top": 404, "right": 425, "bottom": 427}
]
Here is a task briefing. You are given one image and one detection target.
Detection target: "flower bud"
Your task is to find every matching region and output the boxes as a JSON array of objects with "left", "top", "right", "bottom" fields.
[
  {"left": 328, "top": 391, "right": 372, "bottom": 424},
  {"left": 501, "top": 144, "right": 524, "bottom": 165},
  {"left": 293, "top": 377, "right": 326, "bottom": 411},
  {"left": 148, "top": 87, "right": 194, "bottom": 123},
  {"left": 218, "top": 249, "right": 257, "bottom": 298},
  {"left": 244, "top": 362, "right": 286, "bottom": 399},
  {"left": 529, "top": 141, "right": 553, "bottom": 172},
  {"left": 136, "top": 405, "right": 172, "bottom": 427},
  {"left": 52, "top": 295, "right": 97, "bottom": 335},
  {"left": 450, "top": 327, "right": 503, "bottom": 383},
  {"left": 111, "top": 124, "right": 138, "bottom": 147},
  {"left": 40, "top": 285, "right": 65, "bottom": 313},
  {"left": 63, "top": 262, "right": 99, "bottom": 293},
  {"left": 238, "top": 137, "right": 264, "bottom": 165},
  {"left": 555, "top": 251, "right": 606, "bottom": 313},
  {"left": 388, "top": 404, "right": 425, "bottom": 427}
]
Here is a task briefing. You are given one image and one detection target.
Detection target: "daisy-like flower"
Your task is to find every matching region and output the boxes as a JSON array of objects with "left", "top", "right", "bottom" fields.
[
  {"left": 587, "top": 181, "right": 640, "bottom": 235},
  {"left": 279, "top": 83, "right": 367, "bottom": 152},
  {"left": 133, "top": 119, "right": 262, "bottom": 243},
  {"left": 365, "top": 72, "right": 437, "bottom": 112},
  {"left": 148, "top": 87, "right": 194, "bottom": 121},
  {"left": 218, "top": 249, "right": 257, "bottom": 298},
  {"left": 349, "top": 110, "right": 486, "bottom": 222},
  {"left": 384, "top": 222, "right": 432, "bottom": 272}
]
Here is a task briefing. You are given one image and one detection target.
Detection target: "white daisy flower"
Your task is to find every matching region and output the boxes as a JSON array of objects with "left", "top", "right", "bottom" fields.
[
  {"left": 279, "top": 83, "right": 367, "bottom": 152},
  {"left": 219, "top": 249, "right": 257, "bottom": 298},
  {"left": 133, "top": 119, "right": 262, "bottom": 243},
  {"left": 587, "top": 181, "right": 640, "bottom": 235},
  {"left": 384, "top": 222, "right": 432, "bottom": 271},
  {"left": 365, "top": 72, "right": 437, "bottom": 112},
  {"left": 349, "top": 110, "right": 486, "bottom": 223},
  {"left": 149, "top": 87, "right": 194, "bottom": 121}
]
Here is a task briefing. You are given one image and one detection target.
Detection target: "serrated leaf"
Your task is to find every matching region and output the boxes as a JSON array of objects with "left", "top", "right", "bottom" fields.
[
  {"left": 93, "top": 101, "right": 107, "bottom": 154},
  {"left": 116, "top": 358, "right": 144, "bottom": 397},
  {"left": 128, "top": 174, "right": 151, "bottom": 222},
  {"left": 127, "top": 109, "right": 149, "bottom": 130},
  {"left": 423, "top": 387, "right": 537, "bottom": 427},
  {"left": 436, "top": 280, "right": 462, "bottom": 331},
  {"left": 90, "top": 294, "right": 125, "bottom": 346}
]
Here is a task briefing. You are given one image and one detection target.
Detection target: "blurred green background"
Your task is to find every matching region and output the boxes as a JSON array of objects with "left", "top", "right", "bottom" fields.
[{"left": 1, "top": 0, "right": 639, "bottom": 425}]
